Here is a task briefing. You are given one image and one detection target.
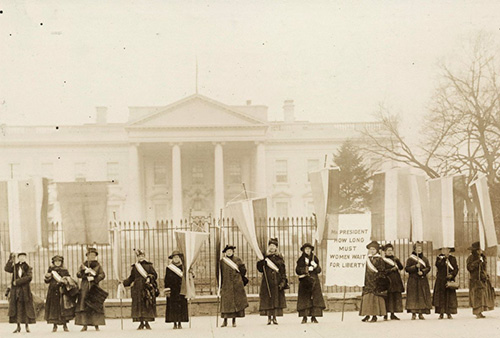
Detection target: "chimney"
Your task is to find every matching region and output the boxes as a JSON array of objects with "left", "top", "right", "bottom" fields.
[
  {"left": 95, "top": 106, "right": 108, "bottom": 125},
  {"left": 283, "top": 99, "right": 295, "bottom": 122},
  {"left": 246, "top": 100, "right": 252, "bottom": 105}
]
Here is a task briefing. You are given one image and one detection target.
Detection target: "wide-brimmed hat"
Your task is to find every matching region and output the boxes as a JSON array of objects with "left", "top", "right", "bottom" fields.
[
  {"left": 439, "top": 247, "right": 455, "bottom": 253},
  {"left": 268, "top": 238, "right": 279, "bottom": 247},
  {"left": 86, "top": 248, "right": 98, "bottom": 256},
  {"left": 17, "top": 252, "right": 27, "bottom": 257},
  {"left": 300, "top": 243, "right": 314, "bottom": 252},
  {"left": 366, "top": 241, "right": 380, "bottom": 250},
  {"left": 468, "top": 241, "right": 480, "bottom": 251},
  {"left": 169, "top": 250, "right": 183, "bottom": 259},
  {"left": 51, "top": 255, "right": 64, "bottom": 263},
  {"left": 222, "top": 245, "right": 236, "bottom": 253}
]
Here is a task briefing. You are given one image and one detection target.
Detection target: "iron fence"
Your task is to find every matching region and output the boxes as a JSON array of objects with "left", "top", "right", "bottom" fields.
[{"left": 0, "top": 214, "right": 498, "bottom": 301}]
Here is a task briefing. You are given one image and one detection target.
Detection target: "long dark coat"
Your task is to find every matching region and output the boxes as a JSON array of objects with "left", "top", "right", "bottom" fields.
[
  {"left": 467, "top": 252, "right": 495, "bottom": 314},
  {"left": 362, "top": 255, "right": 387, "bottom": 295},
  {"left": 295, "top": 253, "right": 325, "bottom": 314},
  {"left": 44, "top": 265, "right": 75, "bottom": 324},
  {"left": 164, "top": 264, "right": 188, "bottom": 323},
  {"left": 75, "top": 260, "right": 106, "bottom": 326},
  {"left": 405, "top": 252, "right": 432, "bottom": 314},
  {"left": 382, "top": 255, "right": 404, "bottom": 313},
  {"left": 123, "top": 260, "right": 158, "bottom": 322},
  {"left": 4, "top": 259, "right": 36, "bottom": 324},
  {"left": 257, "top": 253, "right": 287, "bottom": 315},
  {"left": 432, "top": 254, "right": 458, "bottom": 314},
  {"left": 220, "top": 256, "right": 248, "bottom": 317}
]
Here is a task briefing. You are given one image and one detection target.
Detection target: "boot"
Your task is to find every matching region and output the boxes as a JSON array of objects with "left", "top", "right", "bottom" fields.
[
  {"left": 13, "top": 324, "right": 21, "bottom": 333},
  {"left": 94, "top": 326, "right": 100, "bottom": 331},
  {"left": 311, "top": 317, "right": 318, "bottom": 324},
  {"left": 267, "top": 316, "right": 272, "bottom": 325},
  {"left": 63, "top": 324, "right": 69, "bottom": 332},
  {"left": 144, "top": 322, "right": 151, "bottom": 330},
  {"left": 272, "top": 316, "right": 278, "bottom": 325},
  {"left": 418, "top": 314, "right": 425, "bottom": 320},
  {"left": 221, "top": 319, "right": 228, "bottom": 327},
  {"left": 390, "top": 313, "right": 400, "bottom": 320},
  {"left": 53, "top": 324, "right": 58, "bottom": 332},
  {"left": 25, "top": 324, "right": 30, "bottom": 333},
  {"left": 173, "top": 323, "right": 178, "bottom": 330},
  {"left": 383, "top": 315, "right": 388, "bottom": 321},
  {"left": 411, "top": 313, "right": 416, "bottom": 320},
  {"left": 438, "top": 313, "right": 444, "bottom": 320},
  {"left": 370, "top": 316, "right": 377, "bottom": 322},
  {"left": 476, "top": 313, "right": 486, "bottom": 319},
  {"left": 361, "top": 316, "right": 370, "bottom": 322},
  {"left": 137, "top": 322, "right": 145, "bottom": 330},
  {"left": 177, "top": 322, "right": 182, "bottom": 329},
  {"left": 301, "top": 317, "right": 307, "bottom": 324},
  {"left": 80, "top": 325, "right": 87, "bottom": 332},
  {"left": 447, "top": 314, "right": 453, "bottom": 319},
  {"left": 232, "top": 318, "right": 236, "bottom": 327}
]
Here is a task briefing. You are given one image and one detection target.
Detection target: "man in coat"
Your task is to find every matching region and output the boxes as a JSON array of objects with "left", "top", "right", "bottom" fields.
[
  {"left": 4, "top": 252, "right": 36, "bottom": 333},
  {"left": 405, "top": 241, "right": 432, "bottom": 320},
  {"left": 433, "top": 247, "right": 459, "bottom": 319},
  {"left": 257, "top": 238, "right": 288, "bottom": 325},
  {"left": 296, "top": 242, "right": 325, "bottom": 324},
  {"left": 121, "top": 249, "right": 158, "bottom": 330},
  {"left": 75, "top": 247, "right": 106, "bottom": 331},
  {"left": 164, "top": 250, "right": 189, "bottom": 329},
  {"left": 219, "top": 245, "right": 249, "bottom": 327}
]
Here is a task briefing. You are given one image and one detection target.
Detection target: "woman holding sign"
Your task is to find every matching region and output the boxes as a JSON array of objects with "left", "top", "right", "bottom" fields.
[
  {"left": 381, "top": 244, "right": 404, "bottom": 320},
  {"left": 296, "top": 242, "right": 325, "bottom": 324},
  {"left": 359, "top": 241, "right": 387, "bottom": 323},
  {"left": 257, "top": 238, "right": 288, "bottom": 325},
  {"left": 405, "top": 242, "right": 432, "bottom": 320}
]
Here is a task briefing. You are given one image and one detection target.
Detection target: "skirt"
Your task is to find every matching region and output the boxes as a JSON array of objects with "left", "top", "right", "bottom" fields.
[
  {"left": 359, "top": 293, "right": 386, "bottom": 316},
  {"left": 298, "top": 307, "right": 323, "bottom": 317},
  {"left": 221, "top": 309, "right": 245, "bottom": 318},
  {"left": 385, "top": 292, "right": 403, "bottom": 313},
  {"left": 259, "top": 309, "right": 284, "bottom": 317}
]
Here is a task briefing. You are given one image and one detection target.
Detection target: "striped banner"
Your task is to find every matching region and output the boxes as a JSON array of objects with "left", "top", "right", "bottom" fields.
[
  {"left": 371, "top": 168, "right": 411, "bottom": 241},
  {"left": 470, "top": 175, "right": 498, "bottom": 249}
]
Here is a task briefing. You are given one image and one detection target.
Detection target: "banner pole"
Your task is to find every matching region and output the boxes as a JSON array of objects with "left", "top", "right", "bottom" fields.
[
  {"left": 341, "top": 286, "right": 347, "bottom": 322},
  {"left": 189, "top": 299, "right": 192, "bottom": 328}
]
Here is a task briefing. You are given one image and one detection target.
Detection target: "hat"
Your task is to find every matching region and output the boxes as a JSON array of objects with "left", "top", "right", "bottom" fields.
[
  {"left": 439, "top": 247, "right": 455, "bottom": 253},
  {"left": 168, "top": 250, "right": 183, "bottom": 259},
  {"left": 300, "top": 243, "right": 314, "bottom": 252},
  {"left": 51, "top": 255, "right": 64, "bottom": 263},
  {"left": 366, "top": 241, "right": 380, "bottom": 250},
  {"left": 268, "top": 238, "right": 279, "bottom": 247},
  {"left": 17, "top": 252, "right": 27, "bottom": 257},
  {"left": 412, "top": 241, "right": 423, "bottom": 251},
  {"left": 134, "top": 249, "right": 145, "bottom": 256},
  {"left": 86, "top": 248, "right": 98, "bottom": 256},
  {"left": 382, "top": 243, "right": 393, "bottom": 251},
  {"left": 222, "top": 245, "right": 236, "bottom": 253},
  {"left": 468, "top": 241, "right": 480, "bottom": 251}
]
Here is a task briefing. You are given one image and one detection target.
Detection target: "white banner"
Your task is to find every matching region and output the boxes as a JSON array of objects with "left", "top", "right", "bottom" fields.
[{"left": 325, "top": 214, "right": 371, "bottom": 287}]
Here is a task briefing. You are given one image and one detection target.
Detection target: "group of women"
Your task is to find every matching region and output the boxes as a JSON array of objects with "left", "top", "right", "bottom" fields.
[
  {"left": 3, "top": 238, "right": 496, "bottom": 333},
  {"left": 359, "top": 240, "right": 496, "bottom": 323}
]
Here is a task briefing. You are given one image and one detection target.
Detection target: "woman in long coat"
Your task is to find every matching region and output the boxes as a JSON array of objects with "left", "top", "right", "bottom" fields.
[
  {"left": 219, "top": 245, "right": 249, "bottom": 327},
  {"left": 122, "top": 249, "right": 158, "bottom": 330},
  {"left": 164, "top": 250, "right": 189, "bottom": 329},
  {"left": 44, "top": 255, "right": 76, "bottom": 331},
  {"left": 432, "top": 247, "right": 458, "bottom": 319},
  {"left": 75, "top": 248, "right": 106, "bottom": 331},
  {"left": 257, "top": 238, "right": 288, "bottom": 325},
  {"left": 405, "top": 241, "right": 432, "bottom": 320},
  {"left": 466, "top": 241, "right": 495, "bottom": 318},
  {"left": 381, "top": 244, "right": 404, "bottom": 320},
  {"left": 4, "top": 252, "right": 36, "bottom": 333},
  {"left": 359, "top": 241, "right": 387, "bottom": 323},
  {"left": 296, "top": 243, "right": 325, "bottom": 324}
]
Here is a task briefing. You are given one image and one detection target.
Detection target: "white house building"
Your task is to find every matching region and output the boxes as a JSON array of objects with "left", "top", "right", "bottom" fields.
[{"left": 0, "top": 94, "right": 384, "bottom": 223}]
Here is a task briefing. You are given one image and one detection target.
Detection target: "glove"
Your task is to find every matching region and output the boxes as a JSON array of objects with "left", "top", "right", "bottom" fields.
[
  {"left": 310, "top": 261, "right": 318, "bottom": 268},
  {"left": 308, "top": 266, "right": 314, "bottom": 272},
  {"left": 278, "top": 281, "right": 285, "bottom": 290},
  {"left": 87, "top": 276, "right": 94, "bottom": 282}
]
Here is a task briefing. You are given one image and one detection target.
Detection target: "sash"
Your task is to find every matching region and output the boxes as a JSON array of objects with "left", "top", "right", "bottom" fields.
[
  {"left": 446, "top": 259, "right": 454, "bottom": 271},
  {"left": 366, "top": 257, "right": 378, "bottom": 273},
  {"left": 167, "top": 264, "right": 183, "bottom": 278},
  {"left": 134, "top": 262, "right": 149, "bottom": 279},
  {"left": 83, "top": 264, "right": 97, "bottom": 276},
  {"left": 265, "top": 258, "right": 280, "bottom": 273},
  {"left": 382, "top": 257, "right": 396, "bottom": 267},
  {"left": 51, "top": 270, "right": 64, "bottom": 283},
  {"left": 222, "top": 257, "right": 240, "bottom": 272},
  {"left": 409, "top": 254, "right": 426, "bottom": 268}
]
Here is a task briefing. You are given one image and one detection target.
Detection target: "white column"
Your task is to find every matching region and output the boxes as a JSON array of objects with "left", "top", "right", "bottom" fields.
[
  {"left": 171, "top": 143, "right": 183, "bottom": 224},
  {"left": 255, "top": 142, "right": 267, "bottom": 196},
  {"left": 127, "top": 143, "right": 142, "bottom": 220},
  {"left": 214, "top": 142, "right": 225, "bottom": 217}
]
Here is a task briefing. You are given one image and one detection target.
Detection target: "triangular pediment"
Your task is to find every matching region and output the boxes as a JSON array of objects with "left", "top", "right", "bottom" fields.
[{"left": 128, "top": 94, "right": 267, "bottom": 128}]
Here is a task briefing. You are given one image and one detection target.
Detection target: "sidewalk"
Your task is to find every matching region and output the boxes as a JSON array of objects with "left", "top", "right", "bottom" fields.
[{"left": 1, "top": 309, "right": 499, "bottom": 338}]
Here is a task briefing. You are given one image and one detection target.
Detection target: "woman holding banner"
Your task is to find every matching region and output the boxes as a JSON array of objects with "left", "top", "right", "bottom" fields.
[
  {"left": 381, "top": 244, "right": 404, "bottom": 320},
  {"left": 257, "top": 238, "right": 288, "bottom": 325},
  {"left": 164, "top": 250, "right": 189, "bottom": 329},
  {"left": 296, "top": 242, "right": 325, "bottom": 324},
  {"left": 359, "top": 241, "right": 387, "bottom": 323},
  {"left": 405, "top": 242, "right": 431, "bottom": 320},
  {"left": 121, "top": 249, "right": 158, "bottom": 330},
  {"left": 466, "top": 242, "right": 495, "bottom": 318},
  {"left": 433, "top": 247, "right": 458, "bottom": 319},
  {"left": 219, "top": 245, "right": 249, "bottom": 327}
]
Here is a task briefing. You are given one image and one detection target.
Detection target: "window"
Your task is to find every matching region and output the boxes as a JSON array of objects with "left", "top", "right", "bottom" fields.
[
  {"left": 228, "top": 161, "right": 241, "bottom": 184},
  {"left": 74, "top": 162, "right": 86, "bottom": 181},
  {"left": 307, "top": 159, "right": 320, "bottom": 181},
  {"left": 275, "top": 201, "right": 289, "bottom": 217},
  {"left": 9, "top": 163, "right": 20, "bottom": 179},
  {"left": 154, "top": 162, "right": 167, "bottom": 185},
  {"left": 41, "top": 163, "right": 54, "bottom": 180},
  {"left": 107, "top": 162, "right": 119, "bottom": 182},
  {"left": 192, "top": 162, "right": 204, "bottom": 185},
  {"left": 275, "top": 160, "right": 288, "bottom": 183}
]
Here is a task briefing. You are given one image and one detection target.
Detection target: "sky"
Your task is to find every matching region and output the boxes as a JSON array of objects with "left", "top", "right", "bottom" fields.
[{"left": 1, "top": 0, "right": 500, "bottom": 133}]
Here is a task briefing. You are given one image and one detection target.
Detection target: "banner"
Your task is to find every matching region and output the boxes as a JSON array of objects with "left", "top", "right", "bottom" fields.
[
  {"left": 309, "top": 168, "right": 340, "bottom": 242},
  {"left": 470, "top": 175, "right": 498, "bottom": 249},
  {"left": 409, "top": 173, "right": 431, "bottom": 241},
  {"left": 57, "top": 182, "right": 109, "bottom": 245},
  {"left": 174, "top": 230, "right": 209, "bottom": 300},
  {"left": 325, "top": 214, "right": 371, "bottom": 287},
  {"left": 371, "top": 169, "right": 411, "bottom": 241},
  {"left": 226, "top": 198, "right": 268, "bottom": 260},
  {"left": 0, "top": 178, "right": 49, "bottom": 253}
]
